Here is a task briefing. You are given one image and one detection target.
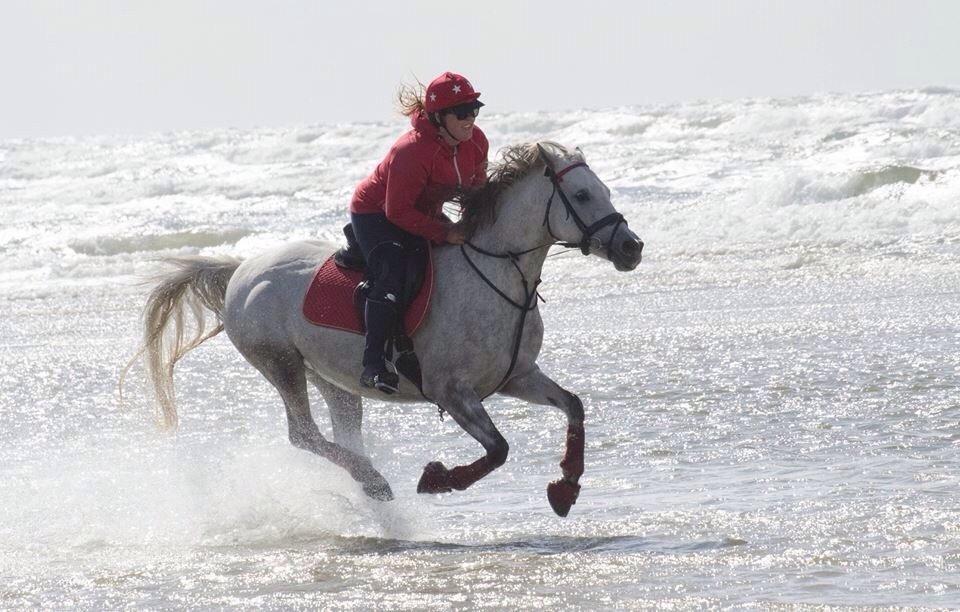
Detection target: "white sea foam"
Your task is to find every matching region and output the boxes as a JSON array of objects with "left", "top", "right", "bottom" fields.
[{"left": 3, "top": 89, "right": 958, "bottom": 294}]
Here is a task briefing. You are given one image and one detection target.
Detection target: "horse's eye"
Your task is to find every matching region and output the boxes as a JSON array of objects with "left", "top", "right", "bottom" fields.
[{"left": 575, "top": 190, "right": 590, "bottom": 203}]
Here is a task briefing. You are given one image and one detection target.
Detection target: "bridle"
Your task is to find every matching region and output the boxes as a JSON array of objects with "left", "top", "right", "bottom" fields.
[
  {"left": 464, "top": 159, "right": 632, "bottom": 267},
  {"left": 542, "top": 161, "right": 628, "bottom": 256},
  {"left": 459, "top": 159, "right": 632, "bottom": 399}
]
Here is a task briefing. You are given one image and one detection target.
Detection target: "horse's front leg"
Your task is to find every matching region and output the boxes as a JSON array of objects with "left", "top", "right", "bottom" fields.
[
  {"left": 417, "top": 380, "right": 509, "bottom": 494},
  {"left": 500, "top": 366, "right": 584, "bottom": 517}
]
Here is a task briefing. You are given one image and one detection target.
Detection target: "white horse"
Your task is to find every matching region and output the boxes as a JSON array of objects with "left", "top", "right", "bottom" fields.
[{"left": 129, "top": 142, "right": 642, "bottom": 516}]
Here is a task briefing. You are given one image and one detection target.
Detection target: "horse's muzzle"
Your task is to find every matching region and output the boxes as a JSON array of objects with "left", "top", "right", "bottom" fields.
[{"left": 612, "top": 236, "right": 643, "bottom": 271}]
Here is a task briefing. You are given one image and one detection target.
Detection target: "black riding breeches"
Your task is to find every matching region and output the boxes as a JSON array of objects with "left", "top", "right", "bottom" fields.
[{"left": 350, "top": 212, "right": 426, "bottom": 304}]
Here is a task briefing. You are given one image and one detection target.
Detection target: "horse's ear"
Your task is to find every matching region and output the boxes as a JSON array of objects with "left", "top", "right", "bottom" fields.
[
  {"left": 574, "top": 146, "right": 585, "bottom": 162},
  {"left": 537, "top": 143, "right": 556, "bottom": 170}
]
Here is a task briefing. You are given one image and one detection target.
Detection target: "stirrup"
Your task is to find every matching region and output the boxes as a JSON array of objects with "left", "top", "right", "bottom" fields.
[{"left": 360, "top": 364, "right": 400, "bottom": 395}]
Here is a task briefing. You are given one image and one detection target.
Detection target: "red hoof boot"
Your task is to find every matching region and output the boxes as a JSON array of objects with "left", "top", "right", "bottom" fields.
[
  {"left": 417, "top": 461, "right": 453, "bottom": 494},
  {"left": 547, "top": 479, "right": 581, "bottom": 517}
]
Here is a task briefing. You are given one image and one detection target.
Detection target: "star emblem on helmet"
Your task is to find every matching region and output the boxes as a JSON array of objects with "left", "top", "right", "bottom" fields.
[
  {"left": 452, "top": 85, "right": 462, "bottom": 94},
  {"left": 430, "top": 93, "right": 437, "bottom": 101}
]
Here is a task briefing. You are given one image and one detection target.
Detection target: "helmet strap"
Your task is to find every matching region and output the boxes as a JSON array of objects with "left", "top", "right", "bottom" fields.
[{"left": 433, "top": 111, "right": 462, "bottom": 144}]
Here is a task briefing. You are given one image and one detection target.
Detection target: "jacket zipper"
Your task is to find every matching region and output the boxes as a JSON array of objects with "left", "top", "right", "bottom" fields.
[{"left": 452, "top": 145, "right": 462, "bottom": 188}]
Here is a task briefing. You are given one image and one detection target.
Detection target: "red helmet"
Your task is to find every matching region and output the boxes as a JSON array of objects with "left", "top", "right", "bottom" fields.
[{"left": 424, "top": 72, "right": 482, "bottom": 113}]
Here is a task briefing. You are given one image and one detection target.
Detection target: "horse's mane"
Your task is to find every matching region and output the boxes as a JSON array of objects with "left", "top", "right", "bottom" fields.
[{"left": 457, "top": 141, "right": 575, "bottom": 239}]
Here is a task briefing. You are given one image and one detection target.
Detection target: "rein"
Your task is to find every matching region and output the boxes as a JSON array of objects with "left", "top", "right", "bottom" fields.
[
  {"left": 460, "top": 159, "right": 629, "bottom": 399},
  {"left": 460, "top": 243, "right": 542, "bottom": 400}
]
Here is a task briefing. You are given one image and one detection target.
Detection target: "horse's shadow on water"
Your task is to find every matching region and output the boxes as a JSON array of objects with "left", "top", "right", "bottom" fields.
[
  {"left": 306, "top": 495, "right": 747, "bottom": 557},
  {"left": 330, "top": 534, "right": 748, "bottom": 557}
]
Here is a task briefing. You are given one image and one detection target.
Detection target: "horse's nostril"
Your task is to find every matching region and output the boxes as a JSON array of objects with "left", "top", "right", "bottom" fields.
[{"left": 621, "top": 239, "right": 642, "bottom": 257}]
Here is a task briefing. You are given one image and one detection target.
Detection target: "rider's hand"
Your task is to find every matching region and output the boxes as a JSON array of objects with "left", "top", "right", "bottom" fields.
[{"left": 446, "top": 226, "right": 467, "bottom": 245}]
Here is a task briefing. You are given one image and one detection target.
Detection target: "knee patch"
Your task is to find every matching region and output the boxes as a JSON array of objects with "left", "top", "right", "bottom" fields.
[{"left": 366, "top": 241, "right": 405, "bottom": 302}]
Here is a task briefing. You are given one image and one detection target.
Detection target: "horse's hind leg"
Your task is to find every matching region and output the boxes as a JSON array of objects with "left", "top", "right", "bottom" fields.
[
  {"left": 417, "top": 380, "right": 509, "bottom": 494},
  {"left": 500, "top": 366, "right": 584, "bottom": 517},
  {"left": 306, "top": 371, "right": 365, "bottom": 457},
  {"left": 245, "top": 345, "right": 393, "bottom": 501}
]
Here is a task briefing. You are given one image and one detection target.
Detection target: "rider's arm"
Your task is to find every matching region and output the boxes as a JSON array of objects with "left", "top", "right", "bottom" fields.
[{"left": 383, "top": 146, "right": 451, "bottom": 243}]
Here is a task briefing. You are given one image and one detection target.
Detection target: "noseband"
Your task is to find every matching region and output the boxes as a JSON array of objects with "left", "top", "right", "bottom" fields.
[{"left": 543, "top": 161, "right": 627, "bottom": 255}]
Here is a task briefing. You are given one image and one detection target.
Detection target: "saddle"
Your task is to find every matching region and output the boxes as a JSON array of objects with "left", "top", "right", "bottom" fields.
[{"left": 302, "top": 223, "right": 434, "bottom": 337}]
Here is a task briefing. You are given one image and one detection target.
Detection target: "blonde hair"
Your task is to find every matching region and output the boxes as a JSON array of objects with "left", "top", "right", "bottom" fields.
[{"left": 396, "top": 79, "right": 427, "bottom": 117}]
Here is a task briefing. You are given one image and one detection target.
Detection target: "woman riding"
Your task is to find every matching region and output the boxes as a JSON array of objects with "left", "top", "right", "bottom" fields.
[{"left": 348, "top": 71, "right": 489, "bottom": 394}]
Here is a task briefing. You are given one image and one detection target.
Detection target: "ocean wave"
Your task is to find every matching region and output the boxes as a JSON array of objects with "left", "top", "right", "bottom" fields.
[
  {"left": 2, "top": 88, "right": 959, "bottom": 275},
  {"left": 844, "top": 166, "right": 938, "bottom": 197},
  {"left": 749, "top": 165, "right": 941, "bottom": 209},
  {"left": 646, "top": 167, "right": 960, "bottom": 251},
  {"left": 920, "top": 86, "right": 960, "bottom": 95},
  {"left": 821, "top": 129, "right": 859, "bottom": 143},
  {"left": 69, "top": 229, "right": 252, "bottom": 256}
]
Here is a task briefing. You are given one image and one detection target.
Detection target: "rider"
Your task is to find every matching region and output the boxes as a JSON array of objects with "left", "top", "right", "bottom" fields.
[{"left": 349, "top": 71, "right": 489, "bottom": 393}]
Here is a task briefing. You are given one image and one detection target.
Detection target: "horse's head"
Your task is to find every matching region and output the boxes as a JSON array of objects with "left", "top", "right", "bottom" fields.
[{"left": 536, "top": 143, "right": 643, "bottom": 271}]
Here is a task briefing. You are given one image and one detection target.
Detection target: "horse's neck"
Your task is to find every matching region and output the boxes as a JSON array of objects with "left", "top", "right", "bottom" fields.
[{"left": 466, "top": 178, "right": 552, "bottom": 290}]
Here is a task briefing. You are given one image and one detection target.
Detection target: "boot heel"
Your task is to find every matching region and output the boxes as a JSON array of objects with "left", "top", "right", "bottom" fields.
[
  {"left": 375, "top": 371, "right": 400, "bottom": 394},
  {"left": 360, "top": 365, "right": 399, "bottom": 395}
]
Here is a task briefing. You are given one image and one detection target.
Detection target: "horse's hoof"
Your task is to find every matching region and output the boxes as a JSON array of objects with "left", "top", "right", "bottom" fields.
[
  {"left": 363, "top": 478, "right": 394, "bottom": 502},
  {"left": 417, "top": 461, "right": 453, "bottom": 494},
  {"left": 547, "top": 479, "right": 581, "bottom": 517}
]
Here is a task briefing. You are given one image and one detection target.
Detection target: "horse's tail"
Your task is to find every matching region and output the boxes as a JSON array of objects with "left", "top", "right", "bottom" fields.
[{"left": 120, "top": 255, "right": 242, "bottom": 430}]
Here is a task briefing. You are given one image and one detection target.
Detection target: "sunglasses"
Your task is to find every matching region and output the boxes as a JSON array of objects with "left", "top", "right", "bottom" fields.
[{"left": 445, "top": 101, "right": 483, "bottom": 120}]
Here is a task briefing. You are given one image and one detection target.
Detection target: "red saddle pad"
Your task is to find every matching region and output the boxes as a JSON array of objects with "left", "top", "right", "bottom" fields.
[{"left": 302, "top": 250, "right": 434, "bottom": 336}]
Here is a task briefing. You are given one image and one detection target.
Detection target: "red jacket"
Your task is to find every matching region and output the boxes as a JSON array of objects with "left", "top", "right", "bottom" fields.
[{"left": 350, "top": 112, "right": 489, "bottom": 243}]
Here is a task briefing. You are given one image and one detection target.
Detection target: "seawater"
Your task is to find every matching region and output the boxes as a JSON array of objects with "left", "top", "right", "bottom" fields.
[{"left": 1, "top": 89, "right": 959, "bottom": 608}]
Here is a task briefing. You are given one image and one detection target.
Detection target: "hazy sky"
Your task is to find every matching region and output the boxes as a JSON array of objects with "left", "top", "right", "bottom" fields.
[{"left": 2, "top": 0, "right": 959, "bottom": 138}]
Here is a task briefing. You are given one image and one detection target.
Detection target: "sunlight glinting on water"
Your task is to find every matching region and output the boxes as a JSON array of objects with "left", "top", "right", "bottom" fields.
[{"left": 1, "top": 89, "right": 959, "bottom": 608}]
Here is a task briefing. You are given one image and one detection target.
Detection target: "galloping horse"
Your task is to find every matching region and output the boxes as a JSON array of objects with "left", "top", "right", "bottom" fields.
[{"left": 130, "top": 142, "right": 642, "bottom": 516}]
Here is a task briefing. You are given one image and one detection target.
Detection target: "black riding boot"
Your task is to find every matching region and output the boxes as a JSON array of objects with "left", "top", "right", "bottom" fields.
[
  {"left": 334, "top": 223, "right": 366, "bottom": 271},
  {"left": 360, "top": 297, "right": 400, "bottom": 394}
]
